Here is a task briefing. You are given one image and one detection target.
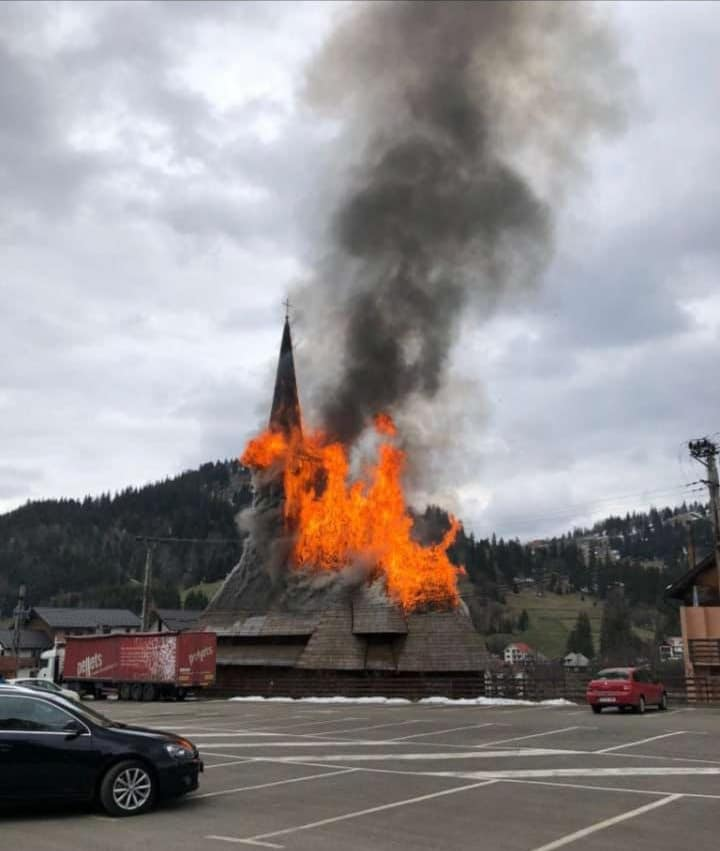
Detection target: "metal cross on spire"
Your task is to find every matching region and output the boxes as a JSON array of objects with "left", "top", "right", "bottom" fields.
[{"left": 282, "top": 296, "right": 292, "bottom": 320}]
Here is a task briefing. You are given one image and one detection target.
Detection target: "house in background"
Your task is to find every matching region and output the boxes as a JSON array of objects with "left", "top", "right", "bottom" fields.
[
  {"left": 563, "top": 652, "right": 590, "bottom": 671},
  {"left": 0, "top": 628, "right": 52, "bottom": 677},
  {"left": 504, "top": 642, "right": 534, "bottom": 664},
  {"left": 27, "top": 607, "right": 141, "bottom": 643},
  {"left": 150, "top": 609, "right": 202, "bottom": 633},
  {"left": 659, "top": 637, "right": 684, "bottom": 662},
  {"left": 666, "top": 551, "right": 720, "bottom": 699}
]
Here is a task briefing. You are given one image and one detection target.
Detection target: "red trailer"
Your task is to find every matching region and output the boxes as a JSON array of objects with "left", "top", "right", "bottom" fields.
[{"left": 62, "top": 631, "right": 216, "bottom": 701}]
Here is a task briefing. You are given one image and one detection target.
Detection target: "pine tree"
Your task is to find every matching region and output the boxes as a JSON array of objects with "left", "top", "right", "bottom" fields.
[
  {"left": 184, "top": 590, "right": 209, "bottom": 611},
  {"left": 599, "top": 590, "right": 637, "bottom": 664},
  {"left": 518, "top": 609, "right": 530, "bottom": 632},
  {"left": 566, "top": 611, "right": 594, "bottom": 658}
]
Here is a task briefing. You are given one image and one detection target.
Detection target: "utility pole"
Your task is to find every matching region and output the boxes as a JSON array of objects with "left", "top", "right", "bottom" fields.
[
  {"left": 139, "top": 542, "right": 155, "bottom": 632},
  {"left": 134, "top": 535, "right": 242, "bottom": 632},
  {"left": 689, "top": 437, "right": 720, "bottom": 594},
  {"left": 12, "top": 584, "right": 30, "bottom": 674}
]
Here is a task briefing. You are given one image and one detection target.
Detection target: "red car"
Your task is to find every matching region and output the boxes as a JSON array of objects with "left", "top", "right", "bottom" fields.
[{"left": 586, "top": 667, "right": 668, "bottom": 714}]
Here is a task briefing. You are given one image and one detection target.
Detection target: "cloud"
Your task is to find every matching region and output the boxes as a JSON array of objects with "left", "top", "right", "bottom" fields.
[{"left": 0, "top": 0, "right": 718, "bottom": 546}]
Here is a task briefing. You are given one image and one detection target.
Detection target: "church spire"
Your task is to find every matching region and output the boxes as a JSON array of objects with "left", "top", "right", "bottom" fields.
[{"left": 269, "top": 315, "right": 302, "bottom": 437}]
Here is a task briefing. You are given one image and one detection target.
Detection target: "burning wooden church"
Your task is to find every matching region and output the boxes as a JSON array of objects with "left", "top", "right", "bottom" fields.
[{"left": 200, "top": 317, "right": 490, "bottom": 698}]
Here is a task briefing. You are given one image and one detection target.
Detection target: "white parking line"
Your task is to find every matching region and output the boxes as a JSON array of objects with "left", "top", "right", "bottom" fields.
[
  {"left": 206, "top": 779, "right": 498, "bottom": 846},
  {"left": 192, "top": 768, "right": 356, "bottom": 799},
  {"left": 596, "top": 730, "right": 689, "bottom": 754},
  {"left": 527, "top": 794, "right": 682, "bottom": 851},
  {"left": 194, "top": 740, "right": 443, "bottom": 748},
  {"left": 274, "top": 748, "right": 582, "bottom": 763},
  {"left": 613, "top": 751, "right": 720, "bottom": 766},
  {"left": 502, "top": 777, "right": 720, "bottom": 801},
  {"left": 313, "top": 719, "right": 424, "bottom": 737},
  {"left": 242, "top": 716, "right": 365, "bottom": 732},
  {"left": 390, "top": 722, "right": 494, "bottom": 741},
  {"left": 212, "top": 754, "right": 720, "bottom": 794},
  {"left": 190, "top": 732, "right": 289, "bottom": 738},
  {"left": 476, "top": 726, "right": 587, "bottom": 748},
  {"left": 206, "top": 759, "right": 256, "bottom": 769},
  {"left": 440, "top": 766, "right": 720, "bottom": 780}
]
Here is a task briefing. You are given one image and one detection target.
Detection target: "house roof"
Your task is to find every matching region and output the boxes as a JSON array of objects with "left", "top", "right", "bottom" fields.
[
  {"left": 352, "top": 590, "right": 407, "bottom": 635},
  {"left": 0, "top": 629, "right": 52, "bottom": 652},
  {"left": 152, "top": 609, "right": 202, "bottom": 632},
  {"left": 665, "top": 551, "right": 715, "bottom": 600},
  {"left": 31, "top": 607, "right": 141, "bottom": 629},
  {"left": 396, "top": 611, "right": 491, "bottom": 672},
  {"left": 296, "top": 606, "right": 367, "bottom": 671},
  {"left": 507, "top": 642, "right": 532, "bottom": 653},
  {"left": 564, "top": 652, "right": 589, "bottom": 665}
]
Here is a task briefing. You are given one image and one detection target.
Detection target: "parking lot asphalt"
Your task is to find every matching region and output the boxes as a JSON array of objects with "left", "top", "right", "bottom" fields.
[{"left": 3, "top": 697, "right": 720, "bottom": 850}]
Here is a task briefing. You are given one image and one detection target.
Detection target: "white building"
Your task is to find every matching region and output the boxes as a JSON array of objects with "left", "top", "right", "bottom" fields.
[
  {"left": 563, "top": 652, "right": 590, "bottom": 670},
  {"left": 659, "top": 636, "right": 684, "bottom": 662},
  {"left": 504, "top": 642, "right": 534, "bottom": 664}
]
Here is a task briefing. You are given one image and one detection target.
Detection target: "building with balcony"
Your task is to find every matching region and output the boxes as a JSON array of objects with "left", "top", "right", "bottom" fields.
[
  {"left": 504, "top": 642, "right": 534, "bottom": 664},
  {"left": 666, "top": 551, "right": 720, "bottom": 701}
]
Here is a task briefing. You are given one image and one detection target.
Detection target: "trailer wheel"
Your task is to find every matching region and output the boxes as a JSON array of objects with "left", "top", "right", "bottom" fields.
[
  {"left": 119, "top": 683, "right": 131, "bottom": 701},
  {"left": 175, "top": 688, "right": 187, "bottom": 702},
  {"left": 141, "top": 683, "right": 157, "bottom": 702},
  {"left": 130, "top": 683, "right": 143, "bottom": 702}
]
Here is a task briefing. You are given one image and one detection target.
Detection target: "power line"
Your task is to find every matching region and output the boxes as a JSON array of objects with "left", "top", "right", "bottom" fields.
[
  {"left": 134, "top": 535, "right": 243, "bottom": 630},
  {"left": 509, "top": 483, "right": 705, "bottom": 530}
]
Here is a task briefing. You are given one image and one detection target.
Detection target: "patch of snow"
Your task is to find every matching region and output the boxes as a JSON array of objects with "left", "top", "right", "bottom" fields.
[
  {"left": 228, "top": 696, "right": 412, "bottom": 705},
  {"left": 228, "top": 695, "right": 575, "bottom": 707},
  {"left": 418, "top": 697, "right": 576, "bottom": 707}
]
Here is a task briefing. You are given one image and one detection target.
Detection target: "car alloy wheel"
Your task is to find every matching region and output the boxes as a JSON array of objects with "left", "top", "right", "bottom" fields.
[
  {"left": 112, "top": 766, "right": 152, "bottom": 812},
  {"left": 100, "top": 759, "right": 157, "bottom": 816},
  {"left": 660, "top": 692, "right": 668, "bottom": 710}
]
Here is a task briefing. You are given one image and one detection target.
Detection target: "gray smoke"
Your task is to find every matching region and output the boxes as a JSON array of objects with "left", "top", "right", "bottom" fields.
[{"left": 300, "top": 0, "right": 626, "bottom": 444}]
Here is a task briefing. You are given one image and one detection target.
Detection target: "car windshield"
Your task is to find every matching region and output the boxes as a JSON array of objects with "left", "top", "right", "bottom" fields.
[{"left": 596, "top": 669, "right": 630, "bottom": 680}]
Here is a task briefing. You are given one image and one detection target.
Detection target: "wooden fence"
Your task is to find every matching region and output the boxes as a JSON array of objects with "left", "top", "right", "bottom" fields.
[{"left": 211, "top": 662, "right": 720, "bottom": 705}]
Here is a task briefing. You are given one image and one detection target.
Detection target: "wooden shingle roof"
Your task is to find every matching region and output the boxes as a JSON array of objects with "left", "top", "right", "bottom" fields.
[
  {"left": 352, "top": 597, "right": 407, "bottom": 635},
  {"left": 296, "top": 605, "right": 366, "bottom": 671},
  {"left": 396, "top": 611, "right": 490, "bottom": 672}
]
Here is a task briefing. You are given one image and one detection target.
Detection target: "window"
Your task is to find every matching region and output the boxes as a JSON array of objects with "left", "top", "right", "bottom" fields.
[
  {"left": 597, "top": 669, "right": 629, "bottom": 680},
  {"left": 0, "top": 696, "right": 80, "bottom": 732},
  {"left": 20, "top": 679, "right": 51, "bottom": 691}
]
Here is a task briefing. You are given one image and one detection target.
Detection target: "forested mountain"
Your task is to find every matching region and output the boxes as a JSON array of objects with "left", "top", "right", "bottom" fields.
[
  {"left": 0, "top": 459, "right": 710, "bottom": 624},
  {"left": 0, "top": 461, "right": 251, "bottom": 616},
  {"left": 453, "top": 502, "right": 713, "bottom": 607}
]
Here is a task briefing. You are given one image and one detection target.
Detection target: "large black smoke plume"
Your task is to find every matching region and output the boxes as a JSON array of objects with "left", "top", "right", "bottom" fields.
[{"left": 298, "top": 0, "right": 626, "bottom": 445}]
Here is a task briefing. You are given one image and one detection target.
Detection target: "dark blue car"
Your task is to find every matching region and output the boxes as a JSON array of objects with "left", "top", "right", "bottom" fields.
[{"left": 0, "top": 685, "right": 202, "bottom": 815}]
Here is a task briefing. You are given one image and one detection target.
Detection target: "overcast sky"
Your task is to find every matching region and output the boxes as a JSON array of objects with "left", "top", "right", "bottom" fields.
[{"left": 1, "top": 1, "right": 719, "bottom": 540}]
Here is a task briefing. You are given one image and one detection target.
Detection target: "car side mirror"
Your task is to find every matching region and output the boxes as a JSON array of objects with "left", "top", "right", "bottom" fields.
[{"left": 64, "top": 720, "right": 86, "bottom": 740}]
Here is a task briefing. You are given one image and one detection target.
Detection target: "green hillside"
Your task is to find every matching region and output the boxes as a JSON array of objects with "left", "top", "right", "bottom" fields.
[
  {"left": 504, "top": 590, "right": 604, "bottom": 659},
  {"left": 502, "top": 589, "right": 656, "bottom": 660}
]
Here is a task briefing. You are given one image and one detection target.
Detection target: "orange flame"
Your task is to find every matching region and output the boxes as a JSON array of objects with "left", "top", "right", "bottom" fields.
[{"left": 240, "top": 415, "right": 461, "bottom": 611}]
